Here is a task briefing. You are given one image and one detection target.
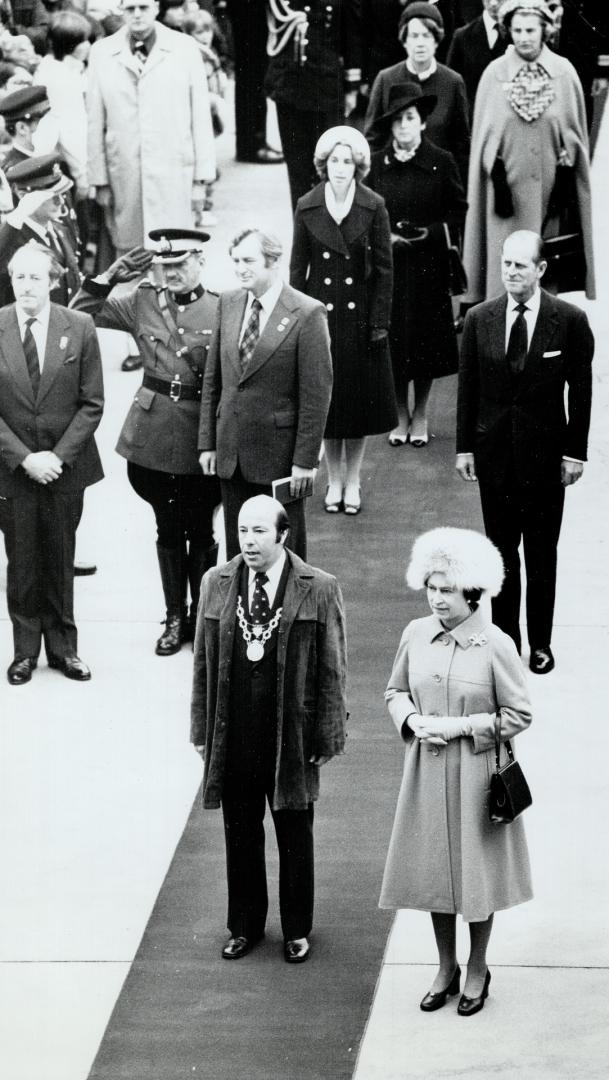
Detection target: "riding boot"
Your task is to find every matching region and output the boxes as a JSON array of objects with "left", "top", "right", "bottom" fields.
[
  {"left": 155, "top": 543, "right": 188, "bottom": 656},
  {"left": 186, "top": 541, "right": 219, "bottom": 643}
]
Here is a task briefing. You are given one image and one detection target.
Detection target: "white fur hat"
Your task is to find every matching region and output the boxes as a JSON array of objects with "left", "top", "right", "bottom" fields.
[{"left": 406, "top": 527, "right": 505, "bottom": 597}]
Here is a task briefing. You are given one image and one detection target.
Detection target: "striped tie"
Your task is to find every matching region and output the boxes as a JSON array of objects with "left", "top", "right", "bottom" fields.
[{"left": 23, "top": 317, "right": 40, "bottom": 395}]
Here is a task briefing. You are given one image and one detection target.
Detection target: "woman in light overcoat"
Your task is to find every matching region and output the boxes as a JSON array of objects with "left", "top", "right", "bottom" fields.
[{"left": 380, "top": 527, "right": 533, "bottom": 1016}]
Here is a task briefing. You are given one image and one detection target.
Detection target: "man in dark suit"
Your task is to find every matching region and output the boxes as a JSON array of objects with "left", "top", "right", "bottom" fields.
[
  {"left": 0, "top": 244, "right": 104, "bottom": 685},
  {"left": 456, "top": 229, "right": 594, "bottom": 674},
  {"left": 199, "top": 227, "right": 333, "bottom": 560},
  {"left": 225, "top": 0, "right": 283, "bottom": 164},
  {"left": 446, "top": 0, "right": 507, "bottom": 116},
  {"left": 191, "top": 494, "right": 347, "bottom": 964}
]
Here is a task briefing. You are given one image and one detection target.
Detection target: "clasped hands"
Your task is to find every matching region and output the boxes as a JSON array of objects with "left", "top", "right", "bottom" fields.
[
  {"left": 22, "top": 450, "right": 63, "bottom": 485},
  {"left": 407, "top": 714, "right": 468, "bottom": 747}
]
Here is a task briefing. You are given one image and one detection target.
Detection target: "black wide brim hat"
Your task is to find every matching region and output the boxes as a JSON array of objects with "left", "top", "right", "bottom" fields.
[{"left": 373, "top": 82, "right": 438, "bottom": 130}]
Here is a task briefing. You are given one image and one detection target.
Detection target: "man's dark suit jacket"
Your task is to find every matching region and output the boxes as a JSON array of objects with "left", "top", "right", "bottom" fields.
[
  {"left": 198, "top": 282, "right": 333, "bottom": 484},
  {"left": 0, "top": 303, "right": 104, "bottom": 497},
  {"left": 446, "top": 15, "right": 508, "bottom": 115},
  {"left": 457, "top": 290, "right": 594, "bottom": 489},
  {"left": 0, "top": 220, "right": 81, "bottom": 308}
]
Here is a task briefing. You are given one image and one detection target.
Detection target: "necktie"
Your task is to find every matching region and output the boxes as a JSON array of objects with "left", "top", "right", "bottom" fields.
[
  {"left": 22, "top": 317, "right": 40, "bottom": 395},
  {"left": 132, "top": 39, "right": 147, "bottom": 74},
  {"left": 506, "top": 302, "right": 528, "bottom": 374},
  {"left": 239, "top": 297, "right": 261, "bottom": 371},
  {"left": 250, "top": 571, "right": 271, "bottom": 624}
]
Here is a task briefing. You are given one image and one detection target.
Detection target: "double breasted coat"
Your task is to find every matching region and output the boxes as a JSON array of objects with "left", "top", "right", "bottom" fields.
[
  {"left": 380, "top": 608, "right": 533, "bottom": 922},
  {"left": 190, "top": 551, "right": 348, "bottom": 811},
  {"left": 198, "top": 283, "right": 333, "bottom": 484},
  {"left": 367, "top": 138, "right": 467, "bottom": 386},
  {"left": 463, "top": 44, "right": 595, "bottom": 302},
  {"left": 86, "top": 23, "right": 215, "bottom": 249},
  {"left": 290, "top": 182, "right": 397, "bottom": 438}
]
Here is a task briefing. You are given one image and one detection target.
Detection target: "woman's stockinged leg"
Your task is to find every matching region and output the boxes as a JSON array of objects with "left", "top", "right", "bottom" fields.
[
  {"left": 429, "top": 912, "right": 458, "bottom": 992},
  {"left": 464, "top": 913, "right": 494, "bottom": 996}
]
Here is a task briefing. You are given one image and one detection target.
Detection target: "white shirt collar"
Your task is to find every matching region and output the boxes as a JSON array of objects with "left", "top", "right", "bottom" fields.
[
  {"left": 246, "top": 277, "right": 283, "bottom": 317},
  {"left": 482, "top": 8, "right": 499, "bottom": 41},
  {"left": 248, "top": 548, "right": 287, "bottom": 606},
  {"left": 507, "top": 288, "right": 541, "bottom": 317},
  {"left": 406, "top": 56, "right": 437, "bottom": 80},
  {"left": 16, "top": 301, "right": 51, "bottom": 333},
  {"left": 324, "top": 179, "right": 356, "bottom": 224}
]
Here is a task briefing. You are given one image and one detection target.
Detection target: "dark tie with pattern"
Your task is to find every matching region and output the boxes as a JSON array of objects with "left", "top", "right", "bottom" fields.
[
  {"left": 251, "top": 571, "right": 271, "bottom": 623},
  {"left": 22, "top": 317, "right": 40, "bottom": 395},
  {"left": 239, "top": 297, "right": 261, "bottom": 371},
  {"left": 506, "top": 302, "right": 529, "bottom": 374},
  {"left": 132, "top": 39, "right": 148, "bottom": 74}
]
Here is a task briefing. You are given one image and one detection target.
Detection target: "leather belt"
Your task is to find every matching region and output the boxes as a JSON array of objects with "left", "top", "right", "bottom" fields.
[{"left": 142, "top": 373, "right": 202, "bottom": 402}]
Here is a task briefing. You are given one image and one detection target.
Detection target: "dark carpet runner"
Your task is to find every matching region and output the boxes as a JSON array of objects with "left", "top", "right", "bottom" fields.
[{"left": 88, "top": 376, "right": 481, "bottom": 1080}]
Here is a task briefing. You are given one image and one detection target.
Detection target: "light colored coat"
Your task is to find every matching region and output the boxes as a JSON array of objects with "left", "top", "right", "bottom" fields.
[
  {"left": 86, "top": 23, "right": 215, "bottom": 249},
  {"left": 463, "top": 44, "right": 594, "bottom": 301},
  {"left": 379, "top": 608, "right": 533, "bottom": 922}
]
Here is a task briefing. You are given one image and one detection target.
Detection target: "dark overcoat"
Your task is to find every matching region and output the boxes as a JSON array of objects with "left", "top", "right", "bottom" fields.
[
  {"left": 198, "top": 283, "right": 333, "bottom": 484},
  {"left": 71, "top": 278, "right": 218, "bottom": 475},
  {"left": 446, "top": 15, "right": 508, "bottom": 117},
  {"left": 191, "top": 551, "right": 348, "bottom": 811},
  {"left": 456, "top": 289, "right": 594, "bottom": 489},
  {"left": 367, "top": 138, "right": 467, "bottom": 383},
  {"left": 290, "top": 181, "right": 397, "bottom": 438}
]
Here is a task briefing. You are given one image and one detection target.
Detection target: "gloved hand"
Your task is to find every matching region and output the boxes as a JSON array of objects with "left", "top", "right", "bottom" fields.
[
  {"left": 105, "top": 246, "right": 154, "bottom": 285},
  {"left": 407, "top": 714, "right": 469, "bottom": 746}
]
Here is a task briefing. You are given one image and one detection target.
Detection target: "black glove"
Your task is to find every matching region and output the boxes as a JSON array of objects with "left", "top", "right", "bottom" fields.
[
  {"left": 491, "top": 158, "right": 514, "bottom": 219},
  {"left": 107, "top": 246, "right": 155, "bottom": 285}
]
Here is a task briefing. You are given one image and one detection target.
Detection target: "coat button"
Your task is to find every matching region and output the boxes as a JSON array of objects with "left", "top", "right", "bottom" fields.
[
  {"left": 178, "top": 305, "right": 185, "bottom": 312},
  {"left": 326, "top": 302, "right": 334, "bottom": 311},
  {"left": 345, "top": 277, "right": 353, "bottom": 285},
  {"left": 434, "top": 674, "right": 441, "bottom": 682},
  {"left": 442, "top": 637, "right": 450, "bottom": 646},
  {"left": 324, "top": 277, "right": 331, "bottom": 285},
  {"left": 323, "top": 251, "right": 330, "bottom": 259},
  {"left": 178, "top": 327, "right": 185, "bottom": 335},
  {"left": 431, "top": 747, "right": 440, "bottom": 757},
  {"left": 347, "top": 301, "right": 355, "bottom": 310}
]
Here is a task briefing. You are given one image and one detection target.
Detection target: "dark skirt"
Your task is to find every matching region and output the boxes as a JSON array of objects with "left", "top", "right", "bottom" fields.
[
  {"left": 390, "top": 242, "right": 459, "bottom": 393},
  {"left": 325, "top": 317, "right": 398, "bottom": 439}
]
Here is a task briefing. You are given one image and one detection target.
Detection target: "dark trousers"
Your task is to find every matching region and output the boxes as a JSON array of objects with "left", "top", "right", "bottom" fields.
[
  {"left": 227, "top": 0, "right": 269, "bottom": 160},
  {"left": 127, "top": 462, "right": 219, "bottom": 549},
  {"left": 0, "top": 486, "right": 83, "bottom": 660},
  {"left": 220, "top": 469, "right": 307, "bottom": 561},
  {"left": 222, "top": 769, "right": 314, "bottom": 941},
  {"left": 275, "top": 103, "right": 340, "bottom": 211},
  {"left": 479, "top": 480, "right": 565, "bottom": 653}
]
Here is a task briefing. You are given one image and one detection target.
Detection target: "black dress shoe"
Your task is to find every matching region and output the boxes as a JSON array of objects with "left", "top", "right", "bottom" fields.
[
  {"left": 74, "top": 561, "right": 97, "bottom": 577},
  {"left": 7, "top": 657, "right": 37, "bottom": 685},
  {"left": 155, "top": 614, "right": 187, "bottom": 656},
  {"left": 255, "top": 146, "right": 284, "bottom": 164},
  {"left": 529, "top": 646, "right": 555, "bottom": 674},
  {"left": 121, "top": 355, "right": 143, "bottom": 372},
  {"left": 457, "top": 969, "right": 491, "bottom": 1016},
  {"left": 47, "top": 655, "right": 91, "bottom": 681},
  {"left": 221, "top": 934, "right": 263, "bottom": 960},
  {"left": 420, "top": 965, "right": 461, "bottom": 1011},
  {"left": 284, "top": 938, "right": 310, "bottom": 964}
]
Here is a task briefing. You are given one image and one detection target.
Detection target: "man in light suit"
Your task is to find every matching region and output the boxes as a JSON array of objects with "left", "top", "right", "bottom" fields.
[
  {"left": 199, "top": 228, "right": 333, "bottom": 559},
  {"left": 456, "top": 229, "right": 593, "bottom": 674},
  {"left": 446, "top": 0, "right": 508, "bottom": 117},
  {"left": 0, "top": 244, "right": 104, "bottom": 685}
]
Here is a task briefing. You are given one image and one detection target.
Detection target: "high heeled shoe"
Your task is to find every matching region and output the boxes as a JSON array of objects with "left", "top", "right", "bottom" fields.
[
  {"left": 388, "top": 431, "right": 408, "bottom": 446},
  {"left": 324, "top": 485, "right": 342, "bottom": 513},
  {"left": 420, "top": 965, "right": 461, "bottom": 1012},
  {"left": 343, "top": 485, "right": 361, "bottom": 515},
  {"left": 409, "top": 419, "right": 429, "bottom": 447},
  {"left": 457, "top": 968, "right": 491, "bottom": 1016}
]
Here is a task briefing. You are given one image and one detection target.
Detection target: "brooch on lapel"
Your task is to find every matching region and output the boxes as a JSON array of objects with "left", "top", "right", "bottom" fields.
[
  {"left": 468, "top": 633, "right": 488, "bottom": 647},
  {"left": 277, "top": 317, "right": 290, "bottom": 332},
  {"left": 59, "top": 335, "right": 68, "bottom": 350}
]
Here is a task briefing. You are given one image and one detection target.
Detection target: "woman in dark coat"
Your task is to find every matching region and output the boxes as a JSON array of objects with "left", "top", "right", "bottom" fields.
[
  {"left": 290, "top": 126, "right": 396, "bottom": 514},
  {"left": 367, "top": 81, "right": 467, "bottom": 446}
]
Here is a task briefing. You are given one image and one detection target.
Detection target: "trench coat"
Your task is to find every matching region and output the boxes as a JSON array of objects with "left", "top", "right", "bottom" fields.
[
  {"left": 86, "top": 23, "right": 216, "bottom": 249},
  {"left": 290, "top": 181, "right": 397, "bottom": 438},
  {"left": 190, "top": 551, "right": 348, "bottom": 811},
  {"left": 380, "top": 608, "right": 533, "bottom": 922},
  {"left": 463, "top": 44, "right": 595, "bottom": 302}
]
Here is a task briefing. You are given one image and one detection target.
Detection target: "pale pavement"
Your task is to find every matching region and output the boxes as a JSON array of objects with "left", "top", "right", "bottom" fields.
[{"left": 0, "top": 102, "right": 608, "bottom": 1080}]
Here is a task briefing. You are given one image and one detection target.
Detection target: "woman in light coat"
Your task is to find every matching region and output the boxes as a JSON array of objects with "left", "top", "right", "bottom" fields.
[{"left": 380, "top": 527, "right": 533, "bottom": 1016}]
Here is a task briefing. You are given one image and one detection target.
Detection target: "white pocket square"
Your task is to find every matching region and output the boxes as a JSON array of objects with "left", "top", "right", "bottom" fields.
[{"left": 543, "top": 350, "right": 562, "bottom": 357}]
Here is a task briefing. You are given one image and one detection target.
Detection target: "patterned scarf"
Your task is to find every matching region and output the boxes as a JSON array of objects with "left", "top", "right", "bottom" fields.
[
  {"left": 392, "top": 139, "right": 420, "bottom": 163},
  {"left": 507, "top": 62, "right": 555, "bottom": 122}
]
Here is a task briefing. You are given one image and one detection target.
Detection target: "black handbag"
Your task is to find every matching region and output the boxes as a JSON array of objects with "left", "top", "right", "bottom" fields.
[
  {"left": 443, "top": 223, "right": 468, "bottom": 296},
  {"left": 488, "top": 718, "right": 532, "bottom": 825}
]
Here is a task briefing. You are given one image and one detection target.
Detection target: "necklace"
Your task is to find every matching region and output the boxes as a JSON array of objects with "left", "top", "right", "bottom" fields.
[{"left": 236, "top": 596, "right": 283, "bottom": 662}]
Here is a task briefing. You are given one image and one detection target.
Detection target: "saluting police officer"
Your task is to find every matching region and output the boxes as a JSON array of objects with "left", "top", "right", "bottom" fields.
[{"left": 70, "top": 229, "right": 221, "bottom": 656}]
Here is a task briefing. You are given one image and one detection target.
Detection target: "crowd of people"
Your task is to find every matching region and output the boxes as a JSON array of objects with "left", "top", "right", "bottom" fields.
[{"left": 0, "top": 0, "right": 603, "bottom": 1013}]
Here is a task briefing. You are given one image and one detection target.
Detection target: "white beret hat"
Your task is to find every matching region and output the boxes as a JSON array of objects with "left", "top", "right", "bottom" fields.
[
  {"left": 406, "top": 527, "right": 505, "bottom": 597},
  {"left": 313, "top": 126, "right": 371, "bottom": 168}
]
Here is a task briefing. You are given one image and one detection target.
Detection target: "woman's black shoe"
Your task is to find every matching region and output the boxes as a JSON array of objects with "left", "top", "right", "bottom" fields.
[
  {"left": 420, "top": 965, "right": 461, "bottom": 1011},
  {"left": 457, "top": 968, "right": 491, "bottom": 1016}
]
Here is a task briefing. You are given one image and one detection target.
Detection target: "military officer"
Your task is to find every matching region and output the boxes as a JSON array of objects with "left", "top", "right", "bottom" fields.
[{"left": 71, "top": 229, "right": 221, "bottom": 655}]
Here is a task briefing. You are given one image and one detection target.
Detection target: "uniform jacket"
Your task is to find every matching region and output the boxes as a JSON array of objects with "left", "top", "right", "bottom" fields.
[
  {"left": 0, "top": 219, "right": 81, "bottom": 309},
  {"left": 198, "top": 282, "right": 333, "bottom": 483},
  {"left": 457, "top": 289, "right": 594, "bottom": 488},
  {"left": 446, "top": 15, "right": 508, "bottom": 116},
  {"left": 463, "top": 44, "right": 595, "bottom": 301},
  {"left": 191, "top": 550, "right": 348, "bottom": 810},
  {"left": 265, "top": 0, "right": 362, "bottom": 114},
  {"left": 0, "top": 303, "right": 104, "bottom": 498},
  {"left": 364, "top": 61, "right": 470, "bottom": 184},
  {"left": 380, "top": 608, "right": 533, "bottom": 922},
  {"left": 87, "top": 23, "right": 216, "bottom": 248},
  {"left": 71, "top": 277, "right": 218, "bottom": 474}
]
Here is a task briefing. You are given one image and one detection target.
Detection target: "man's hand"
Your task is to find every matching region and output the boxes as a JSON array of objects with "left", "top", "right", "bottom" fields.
[
  {"left": 309, "top": 754, "right": 331, "bottom": 766},
  {"left": 94, "top": 184, "right": 113, "bottom": 209},
  {"left": 199, "top": 451, "right": 217, "bottom": 476},
  {"left": 561, "top": 459, "right": 584, "bottom": 486},
  {"left": 100, "top": 246, "right": 154, "bottom": 287},
  {"left": 193, "top": 744, "right": 205, "bottom": 761},
  {"left": 370, "top": 327, "right": 388, "bottom": 344},
  {"left": 290, "top": 464, "right": 316, "bottom": 498},
  {"left": 22, "top": 451, "right": 63, "bottom": 485},
  {"left": 456, "top": 453, "right": 477, "bottom": 482},
  {"left": 344, "top": 90, "right": 358, "bottom": 117}
]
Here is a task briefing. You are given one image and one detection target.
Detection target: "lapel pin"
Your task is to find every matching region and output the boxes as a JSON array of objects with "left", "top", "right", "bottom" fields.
[{"left": 59, "top": 336, "right": 68, "bottom": 350}]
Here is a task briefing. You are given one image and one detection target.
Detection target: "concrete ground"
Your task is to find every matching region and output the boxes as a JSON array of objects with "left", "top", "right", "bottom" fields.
[{"left": 0, "top": 101, "right": 608, "bottom": 1080}]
